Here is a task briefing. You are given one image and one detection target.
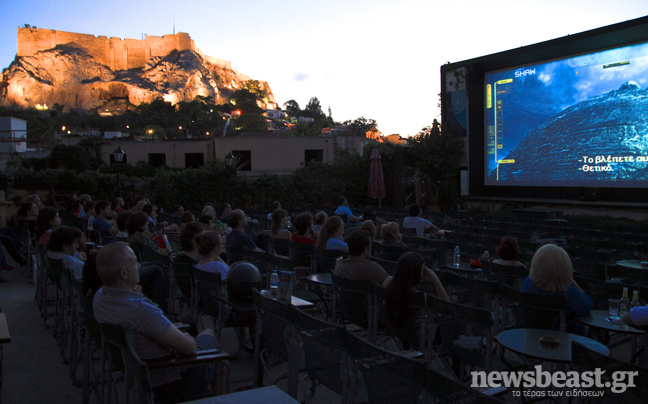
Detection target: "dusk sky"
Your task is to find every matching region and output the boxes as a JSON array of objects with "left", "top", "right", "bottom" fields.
[{"left": 1, "top": 0, "right": 647, "bottom": 137}]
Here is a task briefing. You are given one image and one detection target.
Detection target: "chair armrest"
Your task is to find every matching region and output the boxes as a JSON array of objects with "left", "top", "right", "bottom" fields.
[{"left": 145, "top": 350, "right": 230, "bottom": 371}]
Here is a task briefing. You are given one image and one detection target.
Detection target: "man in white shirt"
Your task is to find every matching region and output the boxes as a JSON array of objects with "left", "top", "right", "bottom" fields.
[{"left": 403, "top": 204, "right": 447, "bottom": 238}]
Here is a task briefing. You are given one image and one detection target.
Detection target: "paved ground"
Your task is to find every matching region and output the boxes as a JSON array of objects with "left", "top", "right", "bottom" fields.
[{"left": 0, "top": 262, "right": 336, "bottom": 404}]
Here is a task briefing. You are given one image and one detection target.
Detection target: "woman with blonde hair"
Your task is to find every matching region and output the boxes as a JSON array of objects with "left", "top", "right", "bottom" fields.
[
  {"left": 521, "top": 243, "right": 593, "bottom": 334},
  {"left": 380, "top": 222, "right": 406, "bottom": 247}
]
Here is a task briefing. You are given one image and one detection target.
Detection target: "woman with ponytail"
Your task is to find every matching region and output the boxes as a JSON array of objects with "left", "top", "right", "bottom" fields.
[{"left": 315, "top": 216, "right": 347, "bottom": 253}]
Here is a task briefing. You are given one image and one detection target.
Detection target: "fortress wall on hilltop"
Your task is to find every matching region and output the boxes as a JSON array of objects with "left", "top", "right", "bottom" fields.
[{"left": 17, "top": 27, "right": 200, "bottom": 71}]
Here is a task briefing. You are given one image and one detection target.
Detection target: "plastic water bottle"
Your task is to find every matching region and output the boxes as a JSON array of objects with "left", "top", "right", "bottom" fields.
[
  {"left": 453, "top": 246, "right": 460, "bottom": 269},
  {"left": 482, "top": 250, "right": 490, "bottom": 261},
  {"left": 270, "top": 270, "right": 280, "bottom": 298}
]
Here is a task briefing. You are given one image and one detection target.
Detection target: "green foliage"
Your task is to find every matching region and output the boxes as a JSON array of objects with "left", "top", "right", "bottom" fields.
[
  {"left": 407, "top": 120, "right": 463, "bottom": 210},
  {"left": 245, "top": 80, "right": 268, "bottom": 100},
  {"left": 235, "top": 113, "right": 267, "bottom": 132},
  {"left": 230, "top": 89, "right": 263, "bottom": 115},
  {"left": 283, "top": 99, "right": 300, "bottom": 115}
]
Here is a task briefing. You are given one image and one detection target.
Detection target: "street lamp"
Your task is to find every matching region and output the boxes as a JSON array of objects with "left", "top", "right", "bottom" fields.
[
  {"left": 113, "top": 147, "right": 126, "bottom": 196},
  {"left": 224, "top": 152, "right": 235, "bottom": 202}
]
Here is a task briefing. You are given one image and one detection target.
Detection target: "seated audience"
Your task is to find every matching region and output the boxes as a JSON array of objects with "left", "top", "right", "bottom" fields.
[
  {"left": 267, "top": 201, "right": 281, "bottom": 220},
  {"left": 521, "top": 243, "right": 593, "bottom": 335},
  {"left": 225, "top": 209, "right": 260, "bottom": 256},
  {"left": 113, "top": 197, "right": 126, "bottom": 213},
  {"left": 172, "top": 205, "right": 184, "bottom": 226},
  {"left": 291, "top": 212, "right": 316, "bottom": 245},
  {"left": 116, "top": 211, "right": 131, "bottom": 239},
  {"left": 93, "top": 242, "right": 223, "bottom": 399},
  {"left": 36, "top": 207, "right": 61, "bottom": 246},
  {"left": 493, "top": 236, "right": 527, "bottom": 268},
  {"left": 127, "top": 212, "right": 167, "bottom": 255},
  {"left": 623, "top": 306, "right": 648, "bottom": 329},
  {"left": 403, "top": 204, "right": 447, "bottom": 238},
  {"left": 270, "top": 209, "right": 292, "bottom": 240},
  {"left": 380, "top": 222, "right": 406, "bottom": 247},
  {"left": 218, "top": 203, "right": 232, "bottom": 221},
  {"left": 362, "top": 206, "right": 387, "bottom": 226},
  {"left": 386, "top": 252, "right": 448, "bottom": 348},
  {"left": 144, "top": 203, "right": 179, "bottom": 233},
  {"left": 361, "top": 220, "right": 377, "bottom": 241},
  {"left": 315, "top": 216, "right": 347, "bottom": 253},
  {"left": 93, "top": 200, "right": 119, "bottom": 242},
  {"left": 9, "top": 202, "right": 38, "bottom": 234},
  {"left": 47, "top": 226, "right": 86, "bottom": 280},
  {"left": 334, "top": 229, "right": 391, "bottom": 287},
  {"left": 335, "top": 196, "right": 361, "bottom": 223},
  {"left": 174, "top": 222, "right": 203, "bottom": 265},
  {"left": 313, "top": 211, "right": 328, "bottom": 239},
  {"left": 194, "top": 231, "right": 229, "bottom": 280}
]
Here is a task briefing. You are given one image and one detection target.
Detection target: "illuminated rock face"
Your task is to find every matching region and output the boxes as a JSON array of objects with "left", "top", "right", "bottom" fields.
[{"left": 0, "top": 29, "right": 276, "bottom": 112}]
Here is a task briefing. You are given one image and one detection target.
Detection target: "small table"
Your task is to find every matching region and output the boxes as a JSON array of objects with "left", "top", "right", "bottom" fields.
[
  {"left": 577, "top": 310, "right": 645, "bottom": 362},
  {"left": 183, "top": 385, "right": 299, "bottom": 403},
  {"left": 496, "top": 328, "right": 609, "bottom": 363},
  {"left": 616, "top": 260, "right": 647, "bottom": 270},
  {"left": 440, "top": 263, "right": 483, "bottom": 275},
  {"left": 307, "top": 273, "right": 332, "bottom": 286}
]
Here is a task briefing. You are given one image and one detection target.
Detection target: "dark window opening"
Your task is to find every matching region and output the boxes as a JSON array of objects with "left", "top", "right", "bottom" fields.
[
  {"left": 304, "top": 149, "right": 323, "bottom": 164},
  {"left": 148, "top": 153, "right": 167, "bottom": 168},
  {"left": 185, "top": 153, "right": 204, "bottom": 168}
]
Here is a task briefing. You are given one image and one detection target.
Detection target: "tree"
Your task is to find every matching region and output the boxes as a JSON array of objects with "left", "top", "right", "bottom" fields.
[
  {"left": 303, "top": 97, "right": 326, "bottom": 121},
  {"left": 407, "top": 120, "right": 463, "bottom": 210},
  {"left": 235, "top": 113, "right": 267, "bottom": 132},
  {"left": 344, "top": 117, "right": 377, "bottom": 137},
  {"left": 283, "top": 99, "right": 301, "bottom": 116},
  {"left": 230, "top": 89, "right": 263, "bottom": 115},
  {"left": 245, "top": 80, "right": 268, "bottom": 100}
]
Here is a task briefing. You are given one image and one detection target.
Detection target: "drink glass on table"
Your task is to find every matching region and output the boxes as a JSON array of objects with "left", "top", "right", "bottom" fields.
[{"left": 608, "top": 298, "right": 621, "bottom": 319}]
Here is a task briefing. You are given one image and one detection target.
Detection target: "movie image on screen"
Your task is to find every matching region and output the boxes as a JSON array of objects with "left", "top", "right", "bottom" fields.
[{"left": 484, "top": 41, "right": 648, "bottom": 188}]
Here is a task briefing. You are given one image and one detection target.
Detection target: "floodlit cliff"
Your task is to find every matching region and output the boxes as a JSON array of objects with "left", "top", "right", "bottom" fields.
[{"left": 0, "top": 28, "right": 276, "bottom": 112}]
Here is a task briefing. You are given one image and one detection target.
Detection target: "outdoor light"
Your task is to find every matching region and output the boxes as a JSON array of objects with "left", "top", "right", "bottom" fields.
[
  {"left": 225, "top": 152, "right": 234, "bottom": 168},
  {"left": 61, "top": 126, "right": 66, "bottom": 131},
  {"left": 113, "top": 147, "right": 125, "bottom": 163}
]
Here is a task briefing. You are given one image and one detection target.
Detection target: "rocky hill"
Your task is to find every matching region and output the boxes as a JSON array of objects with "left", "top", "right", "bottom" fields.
[
  {"left": 0, "top": 42, "right": 276, "bottom": 112},
  {"left": 489, "top": 81, "right": 648, "bottom": 183}
]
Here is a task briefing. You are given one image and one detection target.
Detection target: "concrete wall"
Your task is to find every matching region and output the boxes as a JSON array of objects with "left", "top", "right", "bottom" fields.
[
  {"left": 99, "top": 136, "right": 334, "bottom": 174},
  {"left": 100, "top": 140, "right": 214, "bottom": 168},
  {"left": 17, "top": 27, "right": 198, "bottom": 71}
]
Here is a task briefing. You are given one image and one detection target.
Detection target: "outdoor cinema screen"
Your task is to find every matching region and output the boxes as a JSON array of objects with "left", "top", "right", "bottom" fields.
[{"left": 484, "top": 40, "right": 648, "bottom": 188}]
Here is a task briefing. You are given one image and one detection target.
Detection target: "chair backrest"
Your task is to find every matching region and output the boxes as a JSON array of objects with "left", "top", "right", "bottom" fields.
[
  {"left": 483, "top": 260, "right": 529, "bottom": 277},
  {"left": 368, "top": 255, "right": 398, "bottom": 276},
  {"left": 421, "top": 292, "right": 495, "bottom": 373},
  {"left": 171, "top": 260, "right": 195, "bottom": 312},
  {"left": 331, "top": 273, "right": 376, "bottom": 332},
  {"left": 372, "top": 241, "right": 407, "bottom": 262},
  {"left": 225, "top": 245, "right": 246, "bottom": 265},
  {"left": 267, "top": 236, "right": 290, "bottom": 257},
  {"left": 439, "top": 271, "right": 499, "bottom": 310},
  {"left": 495, "top": 283, "right": 566, "bottom": 331},
  {"left": 243, "top": 247, "right": 269, "bottom": 278},
  {"left": 289, "top": 241, "right": 315, "bottom": 272},
  {"left": 193, "top": 268, "right": 224, "bottom": 319},
  {"left": 100, "top": 323, "right": 155, "bottom": 404},
  {"left": 289, "top": 305, "right": 350, "bottom": 400},
  {"left": 343, "top": 331, "right": 427, "bottom": 404},
  {"left": 251, "top": 289, "right": 294, "bottom": 363},
  {"left": 315, "top": 250, "right": 347, "bottom": 273}
]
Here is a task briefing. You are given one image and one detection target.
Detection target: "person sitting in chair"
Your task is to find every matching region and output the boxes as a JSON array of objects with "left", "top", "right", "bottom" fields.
[
  {"left": 402, "top": 204, "right": 447, "bottom": 238},
  {"left": 334, "top": 230, "right": 391, "bottom": 288},
  {"left": 93, "top": 242, "right": 224, "bottom": 399}
]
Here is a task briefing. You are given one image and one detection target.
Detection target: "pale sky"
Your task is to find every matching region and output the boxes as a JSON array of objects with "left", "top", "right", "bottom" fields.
[{"left": 1, "top": 0, "right": 647, "bottom": 137}]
